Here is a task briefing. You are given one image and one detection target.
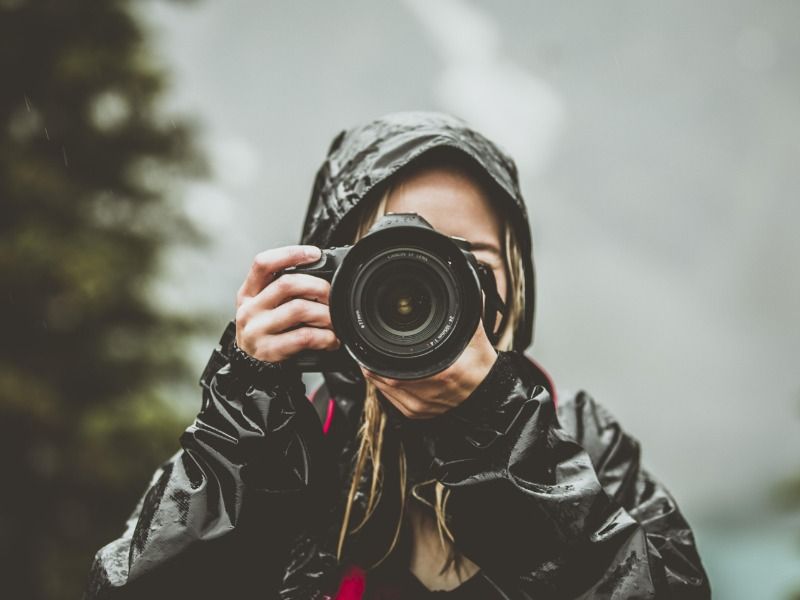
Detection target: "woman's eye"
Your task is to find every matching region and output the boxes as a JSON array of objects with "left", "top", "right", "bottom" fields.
[{"left": 476, "top": 256, "right": 502, "bottom": 270}]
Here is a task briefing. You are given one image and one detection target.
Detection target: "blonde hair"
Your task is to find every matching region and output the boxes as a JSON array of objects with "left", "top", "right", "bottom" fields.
[{"left": 336, "top": 164, "right": 527, "bottom": 571}]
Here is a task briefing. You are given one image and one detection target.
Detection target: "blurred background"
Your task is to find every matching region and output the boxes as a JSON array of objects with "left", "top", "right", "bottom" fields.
[{"left": 1, "top": 0, "right": 798, "bottom": 598}]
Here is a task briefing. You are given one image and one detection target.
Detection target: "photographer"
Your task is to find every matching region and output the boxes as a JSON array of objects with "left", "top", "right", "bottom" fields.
[{"left": 85, "top": 112, "right": 711, "bottom": 599}]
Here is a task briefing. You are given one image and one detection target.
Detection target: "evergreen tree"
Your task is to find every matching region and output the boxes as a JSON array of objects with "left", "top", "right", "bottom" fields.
[{"left": 0, "top": 1, "right": 206, "bottom": 597}]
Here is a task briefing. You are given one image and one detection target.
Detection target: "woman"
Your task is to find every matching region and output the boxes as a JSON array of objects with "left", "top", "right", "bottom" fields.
[{"left": 86, "top": 112, "right": 711, "bottom": 599}]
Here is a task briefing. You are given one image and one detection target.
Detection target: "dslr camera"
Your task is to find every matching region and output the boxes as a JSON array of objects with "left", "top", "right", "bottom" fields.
[{"left": 284, "top": 213, "right": 504, "bottom": 380}]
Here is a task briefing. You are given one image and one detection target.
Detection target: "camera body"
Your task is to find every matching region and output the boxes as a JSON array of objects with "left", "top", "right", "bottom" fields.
[{"left": 284, "top": 213, "right": 491, "bottom": 380}]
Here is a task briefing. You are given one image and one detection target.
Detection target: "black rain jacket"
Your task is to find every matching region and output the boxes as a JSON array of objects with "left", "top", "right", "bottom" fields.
[{"left": 85, "top": 112, "right": 711, "bottom": 599}]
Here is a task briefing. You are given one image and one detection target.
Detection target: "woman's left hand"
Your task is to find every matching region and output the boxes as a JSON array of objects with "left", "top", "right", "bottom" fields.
[{"left": 360, "top": 320, "right": 499, "bottom": 419}]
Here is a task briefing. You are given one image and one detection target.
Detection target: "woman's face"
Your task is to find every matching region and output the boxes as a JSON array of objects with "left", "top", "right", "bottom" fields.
[{"left": 384, "top": 166, "right": 508, "bottom": 308}]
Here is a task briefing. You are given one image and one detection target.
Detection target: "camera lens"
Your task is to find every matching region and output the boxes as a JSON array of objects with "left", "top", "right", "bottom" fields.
[
  {"left": 366, "top": 260, "right": 446, "bottom": 345},
  {"left": 352, "top": 249, "right": 456, "bottom": 358},
  {"left": 375, "top": 276, "right": 433, "bottom": 334},
  {"left": 327, "top": 215, "right": 483, "bottom": 379}
]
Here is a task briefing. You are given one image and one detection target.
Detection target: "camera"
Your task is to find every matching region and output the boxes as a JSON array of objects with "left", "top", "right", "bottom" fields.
[{"left": 283, "top": 213, "right": 503, "bottom": 380}]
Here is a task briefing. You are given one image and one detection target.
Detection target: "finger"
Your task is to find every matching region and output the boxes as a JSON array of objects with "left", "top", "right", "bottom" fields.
[
  {"left": 254, "top": 273, "right": 332, "bottom": 310},
  {"left": 369, "top": 378, "right": 437, "bottom": 419},
  {"left": 238, "top": 245, "right": 321, "bottom": 301},
  {"left": 256, "top": 298, "right": 333, "bottom": 333},
  {"left": 386, "top": 396, "right": 416, "bottom": 419},
  {"left": 253, "top": 326, "right": 339, "bottom": 363},
  {"left": 363, "top": 366, "right": 440, "bottom": 393},
  {"left": 371, "top": 383, "right": 416, "bottom": 418},
  {"left": 390, "top": 394, "right": 438, "bottom": 419}
]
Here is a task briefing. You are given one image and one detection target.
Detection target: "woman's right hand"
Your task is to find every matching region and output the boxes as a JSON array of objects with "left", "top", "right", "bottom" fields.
[{"left": 235, "top": 245, "right": 340, "bottom": 363}]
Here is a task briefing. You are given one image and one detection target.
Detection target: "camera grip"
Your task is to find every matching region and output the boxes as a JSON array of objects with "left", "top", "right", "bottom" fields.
[{"left": 284, "top": 348, "right": 356, "bottom": 372}]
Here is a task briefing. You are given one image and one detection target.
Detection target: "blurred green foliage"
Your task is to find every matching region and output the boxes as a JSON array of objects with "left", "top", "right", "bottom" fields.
[
  {"left": 775, "top": 398, "right": 800, "bottom": 600},
  {"left": 779, "top": 475, "right": 800, "bottom": 599},
  {"left": 0, "top": 1, "right": 206, "bottom": 598}
]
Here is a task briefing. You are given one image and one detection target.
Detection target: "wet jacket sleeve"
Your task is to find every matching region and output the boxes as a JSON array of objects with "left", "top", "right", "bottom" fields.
[
  {"left": 84, "top": 323, "right": 330, "bottom": 599},
  {"left": 431, "top": 350, "right": 711, "bottom": 600}
]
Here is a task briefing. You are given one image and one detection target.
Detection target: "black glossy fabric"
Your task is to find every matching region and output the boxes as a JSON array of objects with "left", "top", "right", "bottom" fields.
[
  {"left": 85, "top": 112, "right": 711, "bottom": 599},
  {"left": 364, "top": 567, "right": 499, "bottom": 599}
]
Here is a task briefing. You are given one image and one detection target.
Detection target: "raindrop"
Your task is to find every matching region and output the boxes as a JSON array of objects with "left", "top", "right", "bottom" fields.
[
  {"left": 9, "top": 105, "right": 43, "bottom": 141},
  {"left": 24, "top": 93, "right": 31, "bottom": 112},
  {"left": 62, "top": 146, "right": 69, "bottom": 167}
]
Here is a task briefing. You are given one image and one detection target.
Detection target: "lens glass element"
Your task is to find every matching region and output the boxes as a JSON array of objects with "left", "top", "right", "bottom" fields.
[
  {"left": 355, "top": 252, "right": 455, "bottom": 356},
  {"left": 374, "top": 271, "right": 436, "bottom": 337}
]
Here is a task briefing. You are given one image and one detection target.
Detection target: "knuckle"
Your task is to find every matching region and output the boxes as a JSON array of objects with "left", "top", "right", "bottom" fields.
[
  {"left": 260, "top": 312, "right": 279, "bottom": 336},
  {"left": 235, "top": 303, "right": 250, "bottom": 323},
  {"left": 320, "top": 280, "right": 333, "bottom": 299},
  {"left": 280, "top": 299, "right": 305, "bottom": 328},
  {"left": 302, "top": 274, "right": 323, "bottom": 292},
  {"left": 255, "top": 248, "right": 280, "bottom": 266},
  {"left": 291, "top": 245, "right": 308, "bottom": 261},
  {"left": 252, "top": 253, "right": 269, "bottom": 272},
  {"left": 318, "top": 304, "right": 334, "bottom": 325},
  {"left": 294, "top": 327, "right": 313, "bottom": 347},
  {"left": 405, "top": 398, "right": 425, "bottom": 414},
  {"left": 289, "top": 298, "right": 311, "bottom": 320},
  {"left": 311, "top": 329, "right": 333, "bottom": 349},
  {"left": 273, "top": 275, "right": 292, "bottom": 297},
  {"left": 323, "top": 329, "right": 338, "bottom": 346},
  {"left": 307, "top": 329, "right": 332, "bottom": 349},
  {"left": 240, "top": 318, "right": 257, "bottom": 341}
]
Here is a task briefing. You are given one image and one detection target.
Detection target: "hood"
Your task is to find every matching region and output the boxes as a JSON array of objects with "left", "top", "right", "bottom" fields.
[{"left": 299, "top": 111, "right": 536, "bottom": 352}]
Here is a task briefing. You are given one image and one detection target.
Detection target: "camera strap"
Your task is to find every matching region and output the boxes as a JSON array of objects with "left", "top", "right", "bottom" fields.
[{"left": 476, "top": 262, "right": 508, "bottom": 346}]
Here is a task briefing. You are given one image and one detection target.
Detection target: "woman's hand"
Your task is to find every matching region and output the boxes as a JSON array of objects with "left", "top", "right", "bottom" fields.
[
  {"left": 235, "top": 245, "right": 340, "bottom": 363},
  {"left": 360, "top": 319, "right": 499, "bottom": 419}
]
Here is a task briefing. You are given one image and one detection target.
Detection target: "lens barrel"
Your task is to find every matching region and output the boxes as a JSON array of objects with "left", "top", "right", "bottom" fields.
[{"left": 328, "top": 215, "right": 481, "bottom": 379}]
